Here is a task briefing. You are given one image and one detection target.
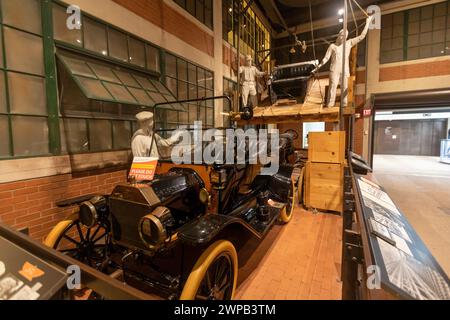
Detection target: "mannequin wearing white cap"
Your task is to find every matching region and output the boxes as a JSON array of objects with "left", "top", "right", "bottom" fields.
[
  {"left": 239, "top": 55, "right": 266, "bottom": 109},
  {"left": 313, "top": 15, "right": 373, "bottom": 108},
  {"left": 131, "top": 111, "right": 181, "bottom": 158}
]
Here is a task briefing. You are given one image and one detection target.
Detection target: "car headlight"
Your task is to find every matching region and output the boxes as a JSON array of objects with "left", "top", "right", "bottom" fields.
[
  {"left": 79, "top": 196, "right": 105, "bottom": 228},
  {"left": 199, "top": 188, "right": 211, "bottom": 205},
  {"left": 138, "top": 207, "right": 171, "bottom": 251}
]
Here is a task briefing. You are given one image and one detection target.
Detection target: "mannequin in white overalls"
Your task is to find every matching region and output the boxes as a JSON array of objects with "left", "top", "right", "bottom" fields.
[
  {"left": 239, "top": 55, "right": 266, "bottom": 109},
  {"left": 131, "top": 111, "right": 181, "bottom": 158},
  {"left": 313, "top": 16, "right": 373, "bottom": 108}
]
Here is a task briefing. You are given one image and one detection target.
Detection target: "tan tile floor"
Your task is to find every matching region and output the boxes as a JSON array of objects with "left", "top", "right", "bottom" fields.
[{"left": 235, "top": 207, "right": 343, "bottom": 300}]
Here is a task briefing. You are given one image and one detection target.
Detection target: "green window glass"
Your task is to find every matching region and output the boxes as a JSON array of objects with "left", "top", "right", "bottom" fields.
[
  {"left": 175, "top": 0, "right": 213, "bottom": 29},
  {"left": 12, "top": 116, "right": 49, "bottom": 156},
  {"left": 53, "top": 4, "right": 82, "bottom": 46},
  {"left": 1, "top": 0, "right": 42, "bottom": 35},
  {"left": 381, "top": 1, "right": 450, "bottom": 63},
  {"left": 84, "top": 17, "right": 108, "bottom": 56}
]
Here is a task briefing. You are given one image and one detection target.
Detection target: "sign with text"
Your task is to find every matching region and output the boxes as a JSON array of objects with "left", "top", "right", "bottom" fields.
[{"left": 129, "top": 157, "right": 159, "bottom": 181}]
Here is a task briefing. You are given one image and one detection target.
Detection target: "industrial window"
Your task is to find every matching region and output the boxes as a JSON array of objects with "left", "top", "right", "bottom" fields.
[
  {"left": 380, "top": 1, "right": 450, "bottom": 64},
  {"left": 222, "top": 0, "right": 271, "bottom": 70},
  {"left": 165, "top": 53, "right": 215, "bottom": 128},
  {"left": 223, "top": 78, "right": 237, "bottom": 128},
  {"left": 174, "top": 0, "right": 213, "bottom": 29},
  {"left": 0, "top": 0, "right": 50, "bottom": 158},
  {"left": 57, "top": 51, "right": 187, "bottom": 154},
  {"left": 52, "top": 3, "right": 161, "bottom": 73}
]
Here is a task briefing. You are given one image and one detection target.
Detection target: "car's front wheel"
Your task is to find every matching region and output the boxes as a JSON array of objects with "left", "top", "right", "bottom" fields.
[{"left": 180, "top": 240, "right": 238, "bottom": 300}]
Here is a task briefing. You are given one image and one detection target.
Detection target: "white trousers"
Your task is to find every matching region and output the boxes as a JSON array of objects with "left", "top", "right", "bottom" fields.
[
  {"left": 328, "top": 71, "right": 349, "bottom": 108},
  {"left": 242, "top": 82, "right": 257, "bottom": 108}
]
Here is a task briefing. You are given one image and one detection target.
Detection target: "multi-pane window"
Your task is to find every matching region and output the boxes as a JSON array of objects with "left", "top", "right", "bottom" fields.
[
  {"left": 0, "top": 0, "right": 50, "bottom": 158},
  {"left": 53, "top": 3, "right": 161, "bottom": 73},
  {"left": 223, "top": 78, "right": 237, "bottom": 128},
  {"left": 381, "top": 1, "right": 450, "bottom": 64},
  {"left": 57, "top": 51, "right": 185, "bottom": 153},
  {"left": 222, "top": 0, "right": 271, "bottom": 69},
  {"left": 165, "top": 53, "right": 214, "bottom": 128},
  {"left": 174, "top": 0, "right": 213, "bottom": 29}
]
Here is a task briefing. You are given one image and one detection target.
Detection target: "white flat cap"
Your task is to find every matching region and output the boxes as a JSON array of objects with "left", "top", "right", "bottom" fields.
[{"left": 136, "top": 111, "right": 154, "bottom": 121}]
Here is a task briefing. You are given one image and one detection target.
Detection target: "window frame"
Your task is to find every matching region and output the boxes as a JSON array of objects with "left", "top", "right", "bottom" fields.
[
  {"left": 174, "top": 0, "right": 214, "bottom": 30},
  {"left": 164, "top": 51, "right": 215, "bottom": 128},
  {"left": 0, "top": 0, "right": 52, "bottom": 159},
  {"left": 380, "top": 1, "right": 450, "bottom": 64}
]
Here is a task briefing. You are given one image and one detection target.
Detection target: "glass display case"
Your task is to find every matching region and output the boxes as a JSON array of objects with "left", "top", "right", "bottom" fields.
[{"left": 441, "top": 140, "right": 450, "bottom": 164}]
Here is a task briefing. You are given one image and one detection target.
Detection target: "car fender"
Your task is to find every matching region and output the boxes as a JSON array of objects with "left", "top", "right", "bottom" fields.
[{"left": 178, "top": 214, "right": 260, "bottom": 246}]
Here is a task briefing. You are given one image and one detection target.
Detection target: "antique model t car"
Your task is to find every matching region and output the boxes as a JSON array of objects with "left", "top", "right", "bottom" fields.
[
  {"left": 269, "top": 60, "right": 318, "bottom": 105},
  {"left": 44, "top": 126, "right": 296, "bottom": 300}
]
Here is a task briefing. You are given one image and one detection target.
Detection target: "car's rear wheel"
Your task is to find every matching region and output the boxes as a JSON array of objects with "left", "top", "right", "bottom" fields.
[
  {"left": 279, "top": 179, "right": 295, "bottom": 224},
  {"left": 297, "top": 167, "right": 305, "bottom": 204},
  {"left": 180, "top": 240, "right": 238, "bottom": 300}
]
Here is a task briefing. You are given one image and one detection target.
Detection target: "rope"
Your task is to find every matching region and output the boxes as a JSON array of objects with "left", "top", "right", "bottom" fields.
[
  {"left": 349, "top": 0, "right": 359, "bottom": 34},
  {"left": 308, "top": 0, "right": 324, "bottom": 104},
  {"left": 352, "top": 0, "right": 370, "bottom": 18}
]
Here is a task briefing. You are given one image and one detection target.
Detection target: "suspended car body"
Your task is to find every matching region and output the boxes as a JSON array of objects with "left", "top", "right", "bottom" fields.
[{"left": 269, "top": 60, "right": 318, "bottom": 104}]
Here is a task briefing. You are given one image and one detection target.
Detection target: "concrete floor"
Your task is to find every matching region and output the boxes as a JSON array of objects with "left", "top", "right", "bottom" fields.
[{"left": 373, "top": 155, "right": 450, "bottom": 276}]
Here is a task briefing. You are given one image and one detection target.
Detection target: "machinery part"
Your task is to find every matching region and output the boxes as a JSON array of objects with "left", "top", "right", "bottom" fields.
[
  {"left": 257, "top": 191, "right": 271, "bottom": 223},
  {"left": 180, "top": 240, "right": 238, "bottom": 300},
  {"left": 279, "top": 179, "right": 295, "bottom": 224},
  {"left": 44, "top": 214, "right": 108, "bottom": 269},
  {"left": 241, "top": 107, "right": 254, "bottom": 121},
  {"left": 138, "top": 206, "right": 173, "bottom": 251}
]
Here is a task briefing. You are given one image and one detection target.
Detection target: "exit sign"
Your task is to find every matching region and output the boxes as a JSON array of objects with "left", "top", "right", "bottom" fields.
[{"left": 363, "top": 109, "right": 372, "bottom": 117}]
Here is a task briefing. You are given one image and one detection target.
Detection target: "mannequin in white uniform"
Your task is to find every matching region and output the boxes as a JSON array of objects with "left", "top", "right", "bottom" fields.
[
  {"left": 239, "top": 55, "right": 266, "bottom": 109},
  {"left": 313, "top": 16, "right": 373, "bottom": 108},
  {"left": 131, "top": 111, "right": 181, "bottom": 158}
]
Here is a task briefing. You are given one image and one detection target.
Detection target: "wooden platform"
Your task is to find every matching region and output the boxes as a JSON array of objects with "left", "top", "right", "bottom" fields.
[{"left": 234, "top": 78, "right": 355, "bottom": 125}]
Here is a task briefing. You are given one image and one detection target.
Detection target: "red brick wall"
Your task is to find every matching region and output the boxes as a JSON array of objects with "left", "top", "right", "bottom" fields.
[
  {"left": 112, "top": 0, "right": 214, "bottom": 57},
  {"left": 379, "top": 59, "right": 450, "bottom": 82},
  {"left": 0, "top": 170, "right": 127, "bottom": 242}
]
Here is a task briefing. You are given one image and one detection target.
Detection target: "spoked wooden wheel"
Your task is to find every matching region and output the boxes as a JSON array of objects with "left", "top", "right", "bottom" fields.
[
  {"left": 180, "top": 240, "right": 238, "bottom": 300},
  {"left": 44, "top": 214, "right": 108, "bottom": 269},
  {"left": 279, "top": 179, "right": 296, "bottom": 224}
]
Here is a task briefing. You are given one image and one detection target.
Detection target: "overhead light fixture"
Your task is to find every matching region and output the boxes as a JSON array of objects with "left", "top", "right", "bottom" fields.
[
  {"left": 229, "top": 7, "right": 232, "bottom": 13},
  {"left": 339, "top": 18, "right": 344, "bottom": 23},
  {"left": 338, "top": 8, "right": 344, "bottom": 16}
]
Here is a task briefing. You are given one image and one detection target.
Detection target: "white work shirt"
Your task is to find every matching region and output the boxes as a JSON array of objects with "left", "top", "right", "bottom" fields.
[
  {"left": 239, "top": 66, "right": 265, "bottom": 84},
  {"left": 131, "top": 130, "right": 178, "bottom": 158},
  {"left": 324, "top": 41, "right": 354, "bottom": 76},
  {"left": 322, "top": 32, "right": 367, "bottom": 76}
]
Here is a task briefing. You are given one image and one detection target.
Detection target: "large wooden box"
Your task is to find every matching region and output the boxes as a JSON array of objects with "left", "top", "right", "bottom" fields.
[
  {"left": 308, "top": 131, "right": 346, "bottom": 164},
  {"left": 305, "top": 162, "right": 344, "bottom": 213}
]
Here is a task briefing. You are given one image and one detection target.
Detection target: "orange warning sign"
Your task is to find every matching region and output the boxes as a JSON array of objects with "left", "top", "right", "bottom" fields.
[{"left": 129, "top": 157, "right": 159, "bottom": 181}]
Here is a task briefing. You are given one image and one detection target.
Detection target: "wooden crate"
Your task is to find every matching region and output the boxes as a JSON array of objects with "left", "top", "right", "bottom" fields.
[
  {"left": 305, "top": 162, "right": 344, "bottom": 213},
  {"left": 308, "top": 131, "right": 346, "bottom": 164}
]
